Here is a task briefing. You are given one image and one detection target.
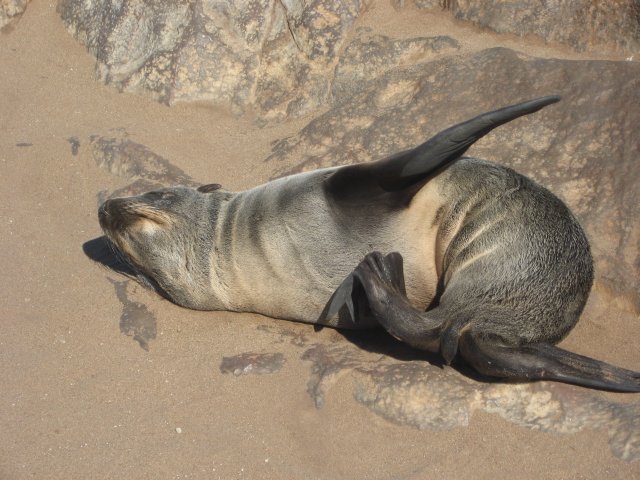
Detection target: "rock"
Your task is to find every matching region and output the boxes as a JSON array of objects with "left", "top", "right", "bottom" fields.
[
  {"left": 299, "top": 339, "right": 640, "bottom": 461},
  {"left": 90, "top": 132, "right": 199, "bottom": 203},
  {"left": 266, "top": 47, "right": 640, "bottom": 310},
  {"left": 0, "top": 0, "right": 30, "bottom": 29},
  {"left": 91, "top": 133, "right": 197, "bottom": 188},
  {"left": 57, "top": 0, "right": 367, "bottom": 119},
  {"left": 332, "top": 30, "right": 460, "bottom": 103},
  {"left": 219, "top": 352, "right": 286, "bottom": 376},
  {"left": 57, "top": 0, "right": 640, "bottom": 119},
  {"left": 415, "top": 0, "right": 640, "bottom": 56}
]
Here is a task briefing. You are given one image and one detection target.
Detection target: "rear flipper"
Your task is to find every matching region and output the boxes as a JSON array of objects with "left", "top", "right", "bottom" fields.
[
  {"left": 322, "top": 252, "right": 640, "bottom": 392},
  {"left": 459, "top": 330, "right": 640, "bottom": 393},
  {"left": 321, "top": 251, "right": 444, "bottom": 351}
]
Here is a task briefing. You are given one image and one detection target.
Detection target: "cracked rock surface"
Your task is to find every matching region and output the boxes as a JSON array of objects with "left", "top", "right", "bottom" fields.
[
  {"left": 57, "top": 0, "right": 367, "bottom": 120},
  {"left": 0, "top": 0, "right": 30, "bottom": 28},
  {"left": 415, "top": 0, "right": 640, "bottom": 56},
  {"left": 58, "top": 0, "right": 639, "bottom": 119}
]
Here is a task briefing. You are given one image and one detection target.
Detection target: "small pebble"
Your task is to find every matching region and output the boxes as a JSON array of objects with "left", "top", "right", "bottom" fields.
[{"left": 176, "top": 427, "right": 182, "bottom": 434}]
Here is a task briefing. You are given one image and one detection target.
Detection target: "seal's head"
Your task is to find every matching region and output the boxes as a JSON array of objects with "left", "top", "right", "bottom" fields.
[{"left": 98, "top": 184, "right": 226, "bottom": 309}]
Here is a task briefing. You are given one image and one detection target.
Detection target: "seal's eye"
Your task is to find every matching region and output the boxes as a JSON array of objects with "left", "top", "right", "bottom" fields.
[
  {"left": 145, "top": 191, "right": 176, "bottom": 202},
  {"left": 197, "top": 183, "right": 222, "bottom": 193}
]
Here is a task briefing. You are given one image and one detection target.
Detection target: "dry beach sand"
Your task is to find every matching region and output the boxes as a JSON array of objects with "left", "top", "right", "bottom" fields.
[{"left": 1, "top": 2, "right": 639, "bottom": 479}]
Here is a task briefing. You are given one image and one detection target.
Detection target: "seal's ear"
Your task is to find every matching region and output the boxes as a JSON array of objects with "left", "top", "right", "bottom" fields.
[{"left": 197, "top": 183, "right": 222, "bottom": 193}]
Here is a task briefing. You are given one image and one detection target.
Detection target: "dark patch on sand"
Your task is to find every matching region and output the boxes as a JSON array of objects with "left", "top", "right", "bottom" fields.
[
  {"left": 256, "top": 323, "right": 310, "bottom": 347},
  {"left": 220, "top": 352, "right": 286, "bottom": 376},
  {"left": 91, "top": 133, "right": 196, "bottom": 186},
  {"left": 109, "top": 279, "right": 157, "bottom": 351},
  {"left": 67, "top": 136, "right": 80, "bottom": 156},
  {"left": 91, "top": 134, "right": 200, "bottom": 204}
]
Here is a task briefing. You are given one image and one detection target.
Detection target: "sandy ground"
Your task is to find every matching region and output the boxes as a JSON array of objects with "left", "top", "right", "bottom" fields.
[{"left": 1, "top": 2, "right": 639, "bottom": 479}]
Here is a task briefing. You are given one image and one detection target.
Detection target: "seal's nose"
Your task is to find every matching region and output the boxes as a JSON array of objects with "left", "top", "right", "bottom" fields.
[
  {"left": 98, "top": 200, "right": 110, "bottom": 229},
  {"left": 98, "top": 199, "right": 122, "bottom": 231},
  {"left": 98, "top": 198, "right": 143, "bottom": 233}
]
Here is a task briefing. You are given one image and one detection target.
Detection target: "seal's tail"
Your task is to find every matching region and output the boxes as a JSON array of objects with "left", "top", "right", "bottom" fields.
[{"left": 459, "top": 332, "right": 640, "bottom": 393}]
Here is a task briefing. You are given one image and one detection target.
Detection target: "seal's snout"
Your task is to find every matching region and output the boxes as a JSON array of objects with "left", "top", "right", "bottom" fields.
[
  {"left": 98, "top": 200, "right": 109, "bottom": 228},
  {"left": 98, "top": 198, "right": 136, "bottom": 234},
  {"left": 98, "top": 199, "right": 112, "bottom": 232}
]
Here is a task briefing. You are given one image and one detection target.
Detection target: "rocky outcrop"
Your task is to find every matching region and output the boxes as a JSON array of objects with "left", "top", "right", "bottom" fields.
[
  {"left": 296, "top": 337, "right": 640, "bottom": 461},
  {"left": 91, "top": 134, "right": 196, "bottom": 188},
  {"left": 57, "top": 0, "right": 367, "bottom": 120},
  {"left": 0, "top": 0, "right": 30, "bottom": 29},
  {"left": 332, "top": 31, "right": 460, "bottom": 103},
  {"left": 57, "top": 0, "right": 640, "bottom": 120},
  {"left": 267, "top": 47, "right": 640, "bottom": 311},
  {"left": 415, "top": 0, "right": 640, "bottom": 56}
]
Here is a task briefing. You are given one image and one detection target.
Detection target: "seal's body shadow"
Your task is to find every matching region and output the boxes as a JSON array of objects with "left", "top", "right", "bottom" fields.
[
  {"left": 83, "top": 236, "right": 137, "bottom": 278},
  {"left": 338, "top": 328, "right": 445, "bottom": 367}
]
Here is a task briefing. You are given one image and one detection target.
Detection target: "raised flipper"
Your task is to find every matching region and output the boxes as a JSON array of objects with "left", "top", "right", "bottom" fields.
[
  {"left": 458, "top": 331, "right": 640, "bottom": 393},
  {"left": 321, "top": 252, "right": 444, "bottom": 352},
  {"left": 325, "top": 96, "right": 560, "bottom": 203}
]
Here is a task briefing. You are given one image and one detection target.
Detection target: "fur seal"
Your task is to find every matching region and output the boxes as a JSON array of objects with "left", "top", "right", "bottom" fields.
[{"left": 98, "top": 96, "right": 640, "bottom": 392}]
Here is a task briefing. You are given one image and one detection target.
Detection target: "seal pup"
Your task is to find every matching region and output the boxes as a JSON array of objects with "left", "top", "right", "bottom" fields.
[{"left": 98, "top": 96, "right": 640, "bottom": 392}]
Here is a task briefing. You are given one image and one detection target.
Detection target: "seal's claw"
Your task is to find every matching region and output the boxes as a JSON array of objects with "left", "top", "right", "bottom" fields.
[
  {"left": 322, "top": 251, "right": 408, "bottom": 326},
  {"left": 324, "top": 274, "right": 357, "bottom": 323}
]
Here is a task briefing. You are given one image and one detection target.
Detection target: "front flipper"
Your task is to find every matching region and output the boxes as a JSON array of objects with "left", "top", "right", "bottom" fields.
[
  {"left": 459, "top": 330, "right": 640, "bottom": 392},
  {"left": 320, "top": 252, "right": 444, "bottom": 351},
  {"left": 322, "top": 251, "right": 406, "bottom": 324},
  {"left": 325, "top": 96, "right": 561, "bottom": 205}
]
